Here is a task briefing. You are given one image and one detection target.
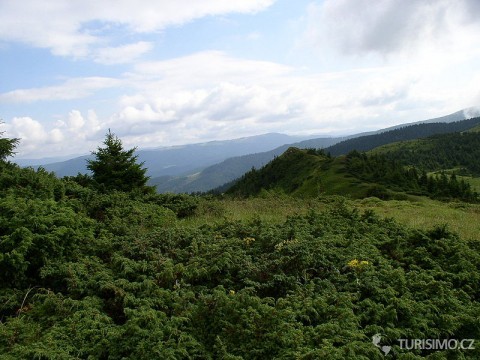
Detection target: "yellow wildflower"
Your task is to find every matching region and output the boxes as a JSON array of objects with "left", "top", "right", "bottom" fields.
[
  {"left": 244, "top": 237, "right": 256, "bottom": 246},
  {"left": 347, "top": 259, "right": 370, "bottom": 269}
]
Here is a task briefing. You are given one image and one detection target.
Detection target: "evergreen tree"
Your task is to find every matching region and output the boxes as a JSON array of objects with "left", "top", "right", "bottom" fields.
[
  {"left": 0, "top": 121, "right": 19, "bottom": 161},
  {"left": 87, "top": 130, "right": 151, "bottom": 192}
]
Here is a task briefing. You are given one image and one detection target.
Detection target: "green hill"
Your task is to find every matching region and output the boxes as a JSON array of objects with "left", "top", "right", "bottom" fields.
[
  {"left": 154, "top": 117, "right": 480, "bottom": 194},
  {"left": 370, "top": 131, "right": 480, "bottom": 176},
  {"left": 224, "top": 148, "right": 387, "bottom": 199},
  {"left": 226, "top": 147, "right": 478, "bottom": 202}
]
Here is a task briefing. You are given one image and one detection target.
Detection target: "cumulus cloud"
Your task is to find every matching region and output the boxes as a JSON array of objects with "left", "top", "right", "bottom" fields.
[
  {"left": 0, "top": 0, "right": 275, "bottom": 60},
  {"left": 59, "top": 109, "right": 104, "bottom": 140},
  {"left": 4, "top": 47, "right": 480, "bottom": 158},
  {"left": 106, "top": 51, "right": 426, "bottom": 142},
  {"left": 4, "top": 117, "right": 65, "bottom": 154},
  {"left": 9, "top": 117, "right": 48, "bottom": 142},
  {"left": 5, "top": 110, "right": 107, "bottom": 157}
]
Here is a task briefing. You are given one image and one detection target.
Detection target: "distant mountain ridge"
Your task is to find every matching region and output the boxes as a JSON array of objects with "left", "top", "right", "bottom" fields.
[
  {"left": 151, "top": 137, "right": 341, "bottom": 193},
  {"left": 153, "top": 113, "right": 480, "bottom": 193},
  {"left": 17, "top": 133, "right": 318, "bottom": 178},
  {"left": 324, "top": 116, "right": 480, "bottom": 156}
]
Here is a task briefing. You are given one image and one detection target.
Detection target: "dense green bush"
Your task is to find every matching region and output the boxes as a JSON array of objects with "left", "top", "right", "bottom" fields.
[
  {"left": 1, "top": 133, "right": 479, "bottom": 358},
  {"left": 1, "top": 190, "right": 479, "bottom": 358}
]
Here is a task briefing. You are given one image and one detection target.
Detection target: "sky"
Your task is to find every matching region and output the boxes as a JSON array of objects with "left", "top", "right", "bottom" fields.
[{"left": 1, "top": 0, "right": 480, "bottom": 159}]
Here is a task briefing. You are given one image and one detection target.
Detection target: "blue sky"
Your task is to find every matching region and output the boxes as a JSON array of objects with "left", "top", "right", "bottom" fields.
[{"left": 1, "top": 0, "right": 480, "bottom": 158}]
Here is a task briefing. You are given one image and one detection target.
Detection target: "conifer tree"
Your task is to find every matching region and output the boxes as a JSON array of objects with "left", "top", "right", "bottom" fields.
[
  {"left": 0, "top": 121, "right": 19, "bottom": 161},
  {"left": 87, "top": 130, "right": 150, "bottom": 192}
]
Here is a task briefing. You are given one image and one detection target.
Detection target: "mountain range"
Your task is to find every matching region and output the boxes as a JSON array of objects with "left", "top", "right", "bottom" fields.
[
  {"left": 226, "top": 121, "right": 480, "bottom": 202},
  {"left": 13, "top": 108, "right": 479, "bottom": 193},
  {"left": 15, "top": 133, "right": 318, "bottom": 178},
  {"left": 151, "top": 110, "right": 480, "bottom": 193}
]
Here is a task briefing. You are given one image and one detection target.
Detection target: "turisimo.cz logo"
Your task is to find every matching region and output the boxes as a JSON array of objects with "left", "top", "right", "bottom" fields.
[
  {"left": 397, "top": 338, "right": 475, "bottom": 351},
  {"left": 372, "top": 333, "right": 476, "bottom": 356}
]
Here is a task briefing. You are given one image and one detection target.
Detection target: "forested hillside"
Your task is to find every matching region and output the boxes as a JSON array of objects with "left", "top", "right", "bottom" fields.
[
  {"left": 325, "top": 117, "right": 480, "bottom": 156},
  {"left": 226, "top": 147, "right": 478, "bottom": 202},
  {"left": 1, "top": 131, "right": 480, "bottom": 358},
  {"left": 371, "top": 131, "right": 480, "bottom": 176}
]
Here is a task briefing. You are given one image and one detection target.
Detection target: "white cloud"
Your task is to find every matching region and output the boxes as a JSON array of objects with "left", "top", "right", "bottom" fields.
[
  {"left": 306, "top": 0, "right": 480, "bottom": 58},
  {"left": 67, "top": 110, "right": 86, "bottom": 130},
  {"left": 5, "top": 117, "right": 65, "bottom": 154},
  {"left": 132, "top": 50, "right": 292, "bottom": 89},
  {"left": 108, "top": 52, "right": 422, "bottom": 142},
  {"left": 93, "top": 41, "right": 153, "bottom": 64},
  {"left": 9, "top": 117, "right": 48, "bottom": 142},
  {"left": 6, "top": 110, "right": 107, "bottom": 157},
  {"left": 60, "top": 109, "right": 104, "bottom": 140},
  {"left": 0, "top": 0, "right": 275, "bottom": 60},
  {"left": 0, "top": 77, "right": 121, "bottom": 103},
  {"left": 5, "top": 44, "right": 480, "bottom": 158}
]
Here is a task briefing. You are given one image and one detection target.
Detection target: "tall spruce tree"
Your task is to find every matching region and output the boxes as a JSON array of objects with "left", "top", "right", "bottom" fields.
[
  {"left": 87, "top": 130, "right": 150, "bottom": 192},
  {"left": 0, "top": 121, "right": 19, "bottom": 161}
]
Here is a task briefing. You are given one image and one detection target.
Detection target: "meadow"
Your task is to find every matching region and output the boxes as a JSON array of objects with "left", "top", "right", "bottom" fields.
[{"left": 187, "top": 194, "right": 480, "bottom": 241}]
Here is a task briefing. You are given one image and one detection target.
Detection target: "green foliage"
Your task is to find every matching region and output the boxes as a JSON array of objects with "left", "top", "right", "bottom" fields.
[
  {"left": 1, "top": 136, "right": 480, "bottom": 358},
  {"left": 0, "top": 163, "right": 65, "bottom": 202},
  {"left": 0, "top": 123, "right": 19, "bottom": 161},
  {"left": 1, "top": 199, "right": 479, "bottom": 358},
  {"left": 227, "top": 147, "right": 327, "bottom": 197},
  {"left": 345, "top": 151, "right": 478, "bottom": 202},
  {"left": 87, "top": 130, "right": 152, "bottom": 193},
  {"left": 144, "top": 192, "right": 199, "bottom": 218},
  {"left": 85, "top": 191, "right": 177, "bottom": 235},
  {"left": 371, "top": 131, "right": 480, "bottom": 176}
]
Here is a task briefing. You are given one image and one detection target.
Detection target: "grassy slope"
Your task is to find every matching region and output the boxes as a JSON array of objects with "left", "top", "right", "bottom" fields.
[
  {"left": 227, "top": 148, "right": 414, "bottom": 200},
  {"left": 219, "top": 149, "right": 418, "bottom": 199},
  {"left": 218, "top": 136, "right": 480, "bottom": 240},
  {"left": 185, "top": 195, "right": 480, "bottom": 241},
  {"left": 369, "top": 138, "right": 435, "bottom": 155},
  {"left": 467, "top": 124, "right": 480, "bottom": 132},
  {"left": 303, "top": 156, "right": 373, "bottom": 198},
  {"left": 370, "top": 131, "right": 480, "bottom": 190}
]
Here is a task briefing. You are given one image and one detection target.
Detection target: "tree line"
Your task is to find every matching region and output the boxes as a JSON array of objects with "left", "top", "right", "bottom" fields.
[
  {"left": 346, "top": 150, "right": 478, "bottom": 201},
  {"left": 377, "top": 132, "right": 480, "bottom": 176}
]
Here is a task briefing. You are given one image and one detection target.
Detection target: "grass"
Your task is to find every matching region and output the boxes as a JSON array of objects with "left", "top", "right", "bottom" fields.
[
  {"left": 466, "top": 124, "right": 480, "bottom": 133},
  {"left": 356, "top": 196, "right": 480, "bottom": 241},
  {"left": 369, "top": 138, "right": 435, "bottom": 155},
  {"left": 183, "top": 194, "right": 328, "bottom": 227},
  {"left": 183, "top": 194, "right": 480, "bottom": 241},
  {"left": 460, "top": 176, "right": 480, "bottom": 192},
  {"left": 292, "top": 156, "right": 372, "bottom": 199}
]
